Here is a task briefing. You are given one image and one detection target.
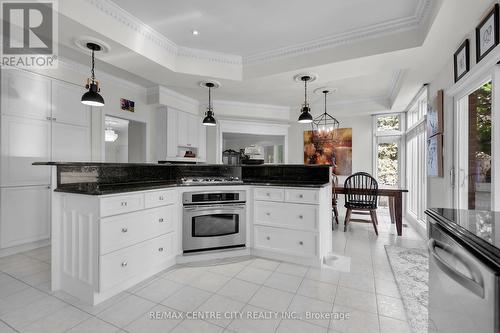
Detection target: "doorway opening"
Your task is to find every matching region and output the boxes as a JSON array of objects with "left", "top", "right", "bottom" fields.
[{"left": 104, "top": 115, "right": 147, "bottom": 163}]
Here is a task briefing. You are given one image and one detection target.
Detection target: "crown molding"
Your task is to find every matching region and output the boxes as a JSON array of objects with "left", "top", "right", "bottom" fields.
[
  {"left": 84, "top": 0, "right": 432, "bottom": 69},
  {"left": 243, "top": 0, "right": 433, "bottom": 65},
  {"left": 84, "top": 0, "right": 242, "bottom": 66}
]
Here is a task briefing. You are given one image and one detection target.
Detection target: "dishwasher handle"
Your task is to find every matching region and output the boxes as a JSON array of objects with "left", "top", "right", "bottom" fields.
[{"left": 428, "top": 239, "right": 485, "bottom": 299}]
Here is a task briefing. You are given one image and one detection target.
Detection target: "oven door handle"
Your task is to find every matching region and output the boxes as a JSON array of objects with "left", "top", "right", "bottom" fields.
[
  {"left": 183, "top": 204, "right": 246, "bottom": 212},
  {"left": 428, "top": 239, "right": 485, "bottom": 298}
]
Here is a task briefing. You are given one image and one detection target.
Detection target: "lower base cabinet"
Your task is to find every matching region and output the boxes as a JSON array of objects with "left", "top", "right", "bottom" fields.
[
  {"left": 254, "top": 225, "right": 317, "bottom": 257},
  {"left": 0, "top": 186, "right": 50, "bottom": 249}
]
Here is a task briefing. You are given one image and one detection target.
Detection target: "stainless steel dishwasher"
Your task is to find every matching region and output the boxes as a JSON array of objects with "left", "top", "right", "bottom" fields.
[{"left": 428, "top": 220, "right": 500, "bottom": 333}]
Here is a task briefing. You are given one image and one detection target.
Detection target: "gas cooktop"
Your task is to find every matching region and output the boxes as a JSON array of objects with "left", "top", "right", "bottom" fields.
[{"left": 180, "top": 177, "right": 243, "bottom": 185}]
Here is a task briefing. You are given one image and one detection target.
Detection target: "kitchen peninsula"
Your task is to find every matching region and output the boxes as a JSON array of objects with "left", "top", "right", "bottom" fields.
[{"left": 35, "top": 162, "right": 332, "bottom": 305}]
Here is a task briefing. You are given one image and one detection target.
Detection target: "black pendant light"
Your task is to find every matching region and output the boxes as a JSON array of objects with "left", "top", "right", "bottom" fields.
[
  {"left": 298, "top": 75, "right": 313, "bottom": 123},
  {"left": 81, "top": 42, "right": 105, "bottom": 107},
  {"left": 313, "top": 90, "right": 340, "bottom": 132},
  {"left": 202, "top": 82, "right": 217, "bottom": 126}
]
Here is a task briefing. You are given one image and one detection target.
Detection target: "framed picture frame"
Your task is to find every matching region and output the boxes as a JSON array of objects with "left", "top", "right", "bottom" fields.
[
  {"left": 476, "top": 4, "right": 499, "bottom": 63},
  {"left": 120, "top": 98, "right": 135, "bottom": 112},
  {"left": 427, "top": 90, "right": 444, "bottom": 138},
  {"left": 427, "top": 134, "right": 443, "bottom": 178},
  {"left": 454, "top": 39, "right": 469, "bottom": 82}
]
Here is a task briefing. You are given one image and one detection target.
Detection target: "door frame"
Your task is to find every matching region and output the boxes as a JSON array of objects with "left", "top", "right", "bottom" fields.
[{"left": 452, "top": 71, "right": 498, "bottom": 210}]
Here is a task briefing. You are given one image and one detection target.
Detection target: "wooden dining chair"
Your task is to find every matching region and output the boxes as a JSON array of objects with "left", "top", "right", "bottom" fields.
[
  {"left": 332, "top": 173, "right": 339, "bottom": 228},
  {"left": 343, "top": 172, "right": 379, "bottom": 235}
]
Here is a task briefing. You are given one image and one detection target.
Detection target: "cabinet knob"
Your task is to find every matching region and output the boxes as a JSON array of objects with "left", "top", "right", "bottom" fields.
[
  {"left": 158, "top": 247, "right": 164, "bottom": 252},
  {"left": 52, "top": 117, "right": 57, "bottom": 121},
  {"left": 121, "top": 261, "right": 128, "bottom": 267},
  {"left": 159, "top": 196, "right": 164, "bottom": 201},
  {"left": 121, "top": 202, "right": 127, "bottom": 206},
  {"left": 266, "top": 236, "right": 270, "bottom": 240},
  {"left": 299, "top": 215, "right": 303, "bottom": 219},
  {"left": 46, "top": 116, "right": 52, "bottom": 121},
  {"left": 299, "top": 241, "right": 304, "bottom": 245},
  {"left": 158, "top": 218, "right": 164, "bottom": 223},
  {"left": 299, "top": 194, "right": 304, "bottom": 198},
  {"left": 266, "top": 212, "right": 271, "bottom": 216},
  {"left": 266, "top": 192, "right": 270, "bottom": 196},
  {"left": 121, "top": 227, "right": 128, "bottom": 233}
]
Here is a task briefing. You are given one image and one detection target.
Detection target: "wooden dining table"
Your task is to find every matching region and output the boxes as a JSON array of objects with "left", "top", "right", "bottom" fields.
[{"left": 333, "top": 184, "right": 409, "bottom": 236}]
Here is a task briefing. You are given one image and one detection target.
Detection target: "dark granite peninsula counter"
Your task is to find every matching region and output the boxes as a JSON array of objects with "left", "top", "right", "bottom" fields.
[
  {"left": 426, "top": 208, "right": 500, "bottom": 269},
  {"left": 33, "top": 162, "right": 331, "bottom": 195}
]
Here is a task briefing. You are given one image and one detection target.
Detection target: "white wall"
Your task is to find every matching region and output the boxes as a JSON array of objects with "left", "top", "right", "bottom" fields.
[{"left": 427, "top": 60, "right": 455, "bottom": 209}]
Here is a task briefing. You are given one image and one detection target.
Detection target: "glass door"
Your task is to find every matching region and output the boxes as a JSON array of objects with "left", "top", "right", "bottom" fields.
[{"left": 455, "top": 81, "right": 492, "bottom": 210}]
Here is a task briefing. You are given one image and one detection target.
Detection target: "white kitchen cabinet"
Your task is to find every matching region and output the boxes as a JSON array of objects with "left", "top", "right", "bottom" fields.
[
  {"left": 51, "top": 81, "right": 90, "bottom": 127},
  {"left": 0, "top": 68, "right": 91, "bottom": 253},
  {"left": 0, "top": 186, "right": 50, "bottom": 248},
  {"left": 156, "top": 108, "right": 206, "bottom": 162},
  {"left": 0, "top": 115, "right": 51, "bottom": 186},
  {"left": 1, "top": 69, "right": 51, "bottom": 120},
  {"left": 252, "top": 186, "right": 332, "bottom": 265},
  {"left": 176, "top": 111, "right": 199, "bottom": 148},
  {"left": 53, "top": 188, "right": 178, "bottom": 304},
  {"left": 52, "top": 122, "right": 91, "bottom": 162}
]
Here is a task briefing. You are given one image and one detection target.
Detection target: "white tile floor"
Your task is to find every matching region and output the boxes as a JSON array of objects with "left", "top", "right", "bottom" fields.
[{"left": 0, "top": 209, "right": 424, "bottom": 333}]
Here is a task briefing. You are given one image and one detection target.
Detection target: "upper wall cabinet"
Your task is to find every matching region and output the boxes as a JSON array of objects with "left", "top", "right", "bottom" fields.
[
  {"left": 1, "top": 69, "right": 51, "bottom": 120},
  {"left": 156, "top": 108, "right": 206, "bottom": 162},
  {"left": 52, "top": 81, "right": 91, "bottom": 127}
]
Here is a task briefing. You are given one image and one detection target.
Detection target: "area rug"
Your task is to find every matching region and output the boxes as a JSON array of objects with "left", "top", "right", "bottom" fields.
[{"left": 385, "top": 245, "right": 429, "bottom": 333}]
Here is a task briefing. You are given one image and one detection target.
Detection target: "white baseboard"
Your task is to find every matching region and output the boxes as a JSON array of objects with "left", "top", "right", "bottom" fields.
[{"left": 0, "top": 239, "right": 50, "bottom": 258}]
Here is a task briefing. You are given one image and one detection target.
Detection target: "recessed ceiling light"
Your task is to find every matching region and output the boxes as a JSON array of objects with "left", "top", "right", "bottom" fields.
[{"left": 192, "top": 30, "right": 199, "bottom": 36}]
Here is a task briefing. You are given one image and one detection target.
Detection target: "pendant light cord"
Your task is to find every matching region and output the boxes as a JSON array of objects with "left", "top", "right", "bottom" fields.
[
  {"left": 208, "top": 85, "right": 212, "bottom": 110},
  {"left": 304, "top": 79, "right": 308, "bottom": 106},
  {"left": 91, "top": 49, "right": 95, "bottom": 83}
]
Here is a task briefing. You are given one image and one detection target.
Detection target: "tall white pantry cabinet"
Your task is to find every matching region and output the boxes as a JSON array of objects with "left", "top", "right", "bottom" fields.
[{"left": 0, "top": 68, "right": 91, "bottom": 252}]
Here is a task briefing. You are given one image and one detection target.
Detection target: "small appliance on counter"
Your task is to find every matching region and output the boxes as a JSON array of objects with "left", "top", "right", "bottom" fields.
[
  {"left": 222, "top": 149, "right": 241, "bottom": 165},
  {"left": 241, "top": 145, "right": 264, "bottom": 165}
]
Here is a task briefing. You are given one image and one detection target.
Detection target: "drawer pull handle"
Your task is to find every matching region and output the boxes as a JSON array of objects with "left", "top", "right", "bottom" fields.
[
  {"left": 159, "top": 196, "right": 164, "bottom": 201},
  {"left": 299, "top": 241, "right": 304, "bottom": 245},
  {"left": 121, "top": 228, "right": 128, "bottom": 233},
  {"left": 299, "top": 215, "right": 303, "bottom": 219},
  {"left": 266, "top": 212, "right": 271, "bottom": 216},
  {"left": 159, "top": 218, "right": 164, "bottom": 223},
  {"left": 266, "top": 236, "right": 270, "bottom": 240},
  {"left": 299, "top": 194, "right": 304, "bottom": 198},
  {"left": 158, "top": 247, "right": 164, "bottom": 252},
  {"left": 121, "top": 261, "right": 128, "bottom": 267},
  {"left": 121, "top": 202, "right": 128, "bottom": 206},
  {"left": 266, "top": 193, "right": 270, "bottom": 196}
]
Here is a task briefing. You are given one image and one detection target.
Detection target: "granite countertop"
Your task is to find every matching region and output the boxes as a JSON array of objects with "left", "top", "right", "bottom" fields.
[
  {"left": 55, "top": 180, "right": 330, "bottom": 195},
  {"left": 426, "top": 208, "right": 500, "bottom": 269}
]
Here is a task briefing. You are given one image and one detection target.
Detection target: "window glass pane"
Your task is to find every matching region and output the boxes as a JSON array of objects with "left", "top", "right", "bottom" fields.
[
  {"left": 467, "top": 81, "right": 492, "bottom": 210},
  {"left": 377, "top": 142, "right": 399, "bottom": 186},
  {"left": 377, "top": 116, "right": 400, "bottom": 131}
]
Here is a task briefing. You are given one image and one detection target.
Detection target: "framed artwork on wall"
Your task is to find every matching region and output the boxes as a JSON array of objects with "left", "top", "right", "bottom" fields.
[
  {"left": 427, "top": 134, "right": 443, "bottom": 177},
  {"left": 454, "top": 39, "right": 470, "bottom": 82},
  {"left": 476, "top": 4, "right": 499, "bottom": 63},
  {"left": 427, "top": 90, "right": 444, "bottom": 138},
  {"left": 120, "top": 98, "right": 135, "bottom": 112},
  {"left": 303, "top": 128, "right": 352, "bottom": 175}
]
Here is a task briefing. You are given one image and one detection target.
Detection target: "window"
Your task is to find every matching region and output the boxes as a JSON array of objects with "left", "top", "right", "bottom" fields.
[
  {"left": 405, "top": 86, "right": 428, "bottom": 226},
  {"left": 373, "top": 114, "right": 404, "bottom": 207}
]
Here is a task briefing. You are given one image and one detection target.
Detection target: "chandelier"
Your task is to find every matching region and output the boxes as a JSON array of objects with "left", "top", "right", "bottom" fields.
[
  {"left": 313, "top": 90, "right": 340, "bottom": 133},
  {"left": 104, "top": 128, "right": 118, "bottom": 142}
]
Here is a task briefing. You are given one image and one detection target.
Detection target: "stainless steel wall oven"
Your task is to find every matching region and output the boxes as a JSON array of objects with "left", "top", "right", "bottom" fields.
[{"left": 182, "top": 190, "right": 246, "bottom": 253}]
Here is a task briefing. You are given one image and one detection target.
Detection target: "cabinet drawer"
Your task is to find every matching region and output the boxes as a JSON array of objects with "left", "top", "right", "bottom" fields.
[
  {"left": 284, "top": 188, "right": 319, "bottom": 204},
  {"left": 100, "top": 193, "right": 144, "bottom": 217},
  {"left": 254, "top": 187, "right": 284, "bottom": 201},
  {"left": 100, "top": 206, "right": 175, "bottom": 255},
  {"left": 145, "top": 189, "right": 176, "bottom": 208},
  {"left": 254, "top": 201, "right": 317, "bottom": 230},
  {"left": 99, "top": 232, "right": 175, "bottom": 291},
  {"left": 254, "top": 226, "right": 317, "bottom": 257}
]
